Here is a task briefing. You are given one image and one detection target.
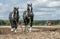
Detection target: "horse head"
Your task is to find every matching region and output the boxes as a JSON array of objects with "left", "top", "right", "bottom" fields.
[
  {"left": 27, "top": 3, "right": 33, "bottom": 19},
  {"left": 13, "top": 7, "right": 19, "bottom": 21},
  {"left": 27, "top": 3, "right": 32, "bottom": 13},
  {"left": 13, "top": 7, "right": 19, "bottom": 14}
]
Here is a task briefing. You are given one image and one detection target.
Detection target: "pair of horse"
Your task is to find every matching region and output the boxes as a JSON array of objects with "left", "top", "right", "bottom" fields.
[{"left": 9, "top": 4, "right": 34, "bottom": 32}]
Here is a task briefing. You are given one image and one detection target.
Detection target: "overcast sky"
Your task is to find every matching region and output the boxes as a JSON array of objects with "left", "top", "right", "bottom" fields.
[{"left": 0, "top": 0, "right": 60, "bottom": 20}]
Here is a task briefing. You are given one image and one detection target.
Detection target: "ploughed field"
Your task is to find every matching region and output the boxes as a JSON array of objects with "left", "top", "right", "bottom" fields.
[{"left": 0, "top": 26, "right": 60, "bottom": 39}]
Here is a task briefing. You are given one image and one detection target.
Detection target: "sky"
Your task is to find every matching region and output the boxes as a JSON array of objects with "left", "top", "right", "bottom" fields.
[{"left": 0, "top": 0, "right": 60, "bottom": 20}]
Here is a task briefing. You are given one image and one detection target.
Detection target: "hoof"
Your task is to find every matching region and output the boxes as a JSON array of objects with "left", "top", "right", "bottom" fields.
[
  {"left": 14, "top": 30, "right": 17, "bottom": 33},
  {"left": 11, "top": 28, "right": 14, "bottom": 32},
  {"left": 14, "top": 29, "right": 18, "bottom": 33},
  {"left": 29, "top": 27, "right": 32, "bottom": 32}
]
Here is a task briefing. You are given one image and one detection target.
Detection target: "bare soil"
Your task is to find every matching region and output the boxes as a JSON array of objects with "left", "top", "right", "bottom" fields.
[{"left": 0, "top": 26, "right": 60, "bottom": 39}]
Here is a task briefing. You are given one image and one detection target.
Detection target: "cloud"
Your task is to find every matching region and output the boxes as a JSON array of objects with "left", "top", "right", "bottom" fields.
[
  {"left": 0, "top": 3, "right": 3, "bottom": 6},
  {"left": 0, "top": 3, "right": 10, "bottom": 13},
  {"left": 29, "top": 0, "right": 48, "bottom": 7},
  {"left": 0, "top": 0, "right": 60, "bottom": 20},
  {"left": 47, "top": 1, "right": 60, "bottom": 7}
]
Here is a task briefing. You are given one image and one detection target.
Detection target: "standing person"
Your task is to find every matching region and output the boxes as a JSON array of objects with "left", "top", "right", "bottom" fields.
[{"left": 47, "top": 21, "right": 51, "bottom": 26}]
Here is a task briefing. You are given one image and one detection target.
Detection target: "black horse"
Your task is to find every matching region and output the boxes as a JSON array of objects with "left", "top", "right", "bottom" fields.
[
  {"left": 23, "top": 4, "right": 34, "bottom": 32},
  {"left": 9, "top": 7, "right": 19, "bottom": 32}
]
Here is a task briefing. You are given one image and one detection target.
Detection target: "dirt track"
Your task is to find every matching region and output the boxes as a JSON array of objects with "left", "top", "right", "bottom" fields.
[{"left": 0, "top": 26, "right": 60, "bottom": 39}]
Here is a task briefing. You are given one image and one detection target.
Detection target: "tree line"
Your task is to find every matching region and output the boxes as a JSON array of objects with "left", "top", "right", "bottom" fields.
[{"left": 0, "top": 20, "right": 60, "bottom": 26}]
